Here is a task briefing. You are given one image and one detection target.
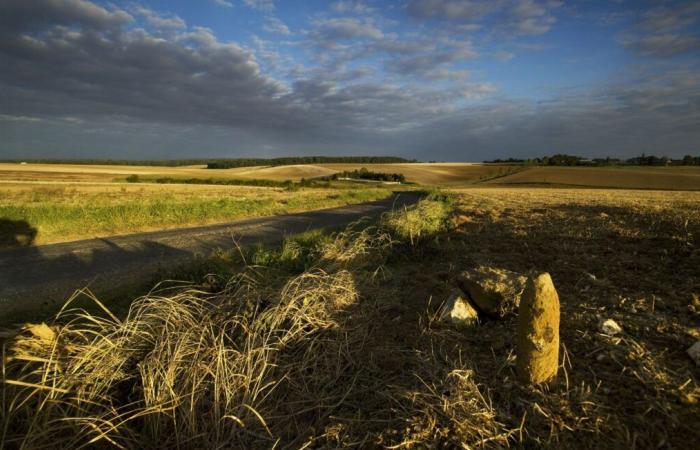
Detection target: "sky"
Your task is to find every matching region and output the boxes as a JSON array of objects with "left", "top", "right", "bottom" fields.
[{"left": 0, "top": 0, "right": 699, "bottom": 161}]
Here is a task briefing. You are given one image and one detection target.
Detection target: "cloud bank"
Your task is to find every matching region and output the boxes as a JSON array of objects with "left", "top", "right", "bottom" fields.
[{"left": 0, "top": 0, "right": 698, "bottom": 160}]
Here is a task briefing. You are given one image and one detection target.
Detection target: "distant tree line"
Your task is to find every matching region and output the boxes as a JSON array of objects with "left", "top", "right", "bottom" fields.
[
  {"left": 1, "top": 156, "right": 415, "bottom": 168},
  {"left": 323, "top": 167, "right": 406, "bottom": 183},
  {"left": 485, "top": 153, "right": 700, "bottom": 166},
  {"left": 2, "top": 158, "right": 213, "bottom": 167},
  {"left": 206, "top": 156, "right": 414, "bottom": 169}
]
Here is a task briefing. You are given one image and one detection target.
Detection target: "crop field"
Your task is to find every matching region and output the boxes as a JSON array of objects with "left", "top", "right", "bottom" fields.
[
  {"left": 3, "top": 162, "right": 700, "bottom": 189},
  {"left": 0, "top": 162, "right": 512, "bottom": 185},
  {"left": 0, "top": 182, "right": 390, "bottom": 246},
  {"left": 484, "top": 165, "right": 700, "bottom": 190},
  {"left": 2, "top": 188, "right": 698, "bottom": 448}
]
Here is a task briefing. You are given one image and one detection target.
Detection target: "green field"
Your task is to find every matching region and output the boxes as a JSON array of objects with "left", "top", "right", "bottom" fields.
[{"left": 0, "top": 182, "right": 390, "bottom": 246}]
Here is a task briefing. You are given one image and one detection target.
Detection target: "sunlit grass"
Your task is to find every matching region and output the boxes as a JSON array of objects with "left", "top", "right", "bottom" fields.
[{"left": 0, "top": 183, "right": 391, "bottom": 244}]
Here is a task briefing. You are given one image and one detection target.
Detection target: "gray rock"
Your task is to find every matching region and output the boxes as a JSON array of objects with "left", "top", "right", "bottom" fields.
[
  {"left": 457, "top": 266, "right": 527, "bottom": 318},
  {"left": 688, "top": 341, "right": 700, "bottom": 366},
  {"left": 440, "top": 290, "right": 479, "bottom": 328}
]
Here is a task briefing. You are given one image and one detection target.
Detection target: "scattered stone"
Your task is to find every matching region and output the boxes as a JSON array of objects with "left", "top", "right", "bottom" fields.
[
  {"left": 689, "top": 294, "right": 700, "bottom": 314},
  {"left": 440, "top": 290, "right": 479, "bottom": 328},
  {"left": 516, "top": 273, "right": 560, "bottom": 385},
  {"left": 457, "top": 266, "right": 527, "bottom": 319},
  {"left": 686, "top": 328, "right": 700, "bottom": 340},
  {"left": 680, "top": 392, "right": 698, "bottom": 406},
  {"left": 599, "top": 319, "right": 623, "bottom": 336},
  {"left": 688, "top": 341, "right": 700, "bottom": 366}
]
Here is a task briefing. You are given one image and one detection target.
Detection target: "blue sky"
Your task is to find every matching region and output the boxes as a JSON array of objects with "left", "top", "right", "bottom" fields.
[{"left": 1, "top": 0, "right": 699, "bottom": 160}]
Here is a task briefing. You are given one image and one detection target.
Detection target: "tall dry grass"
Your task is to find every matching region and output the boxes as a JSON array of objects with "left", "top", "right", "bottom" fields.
[{"left": 1, "top": 195, "right": 509, "bottom": 449}]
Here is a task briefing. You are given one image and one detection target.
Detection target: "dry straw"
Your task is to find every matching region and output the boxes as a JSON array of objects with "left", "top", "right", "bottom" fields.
[{"left": 1, "top": 196, "right": 511, "bottom": 449}]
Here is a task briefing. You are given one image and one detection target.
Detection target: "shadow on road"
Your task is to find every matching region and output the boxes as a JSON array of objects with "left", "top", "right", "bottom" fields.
[{"left": 0, "top": 218, "right": 37, "bottom": 249}]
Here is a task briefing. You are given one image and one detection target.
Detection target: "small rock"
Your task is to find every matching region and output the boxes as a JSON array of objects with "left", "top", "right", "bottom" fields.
[
  {"left": 440, "top": 290, "right": 479, "bottom": 328},
  {"left": 688, "top": 341, "right": 700, "bottom": 366},
  {"left": 680, "top": 393, "right": 698, "bottom": 406},
  {"left": 599, "top": 319, "right": 623, "bottom": 336},
  {"left": 457, "top": 266, "right": 527, "bottom": 318}
]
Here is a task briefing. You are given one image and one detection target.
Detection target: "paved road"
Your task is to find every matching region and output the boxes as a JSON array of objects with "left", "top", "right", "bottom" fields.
[{"left": 0, "top": 192, "right": 419, "bottom": 318}]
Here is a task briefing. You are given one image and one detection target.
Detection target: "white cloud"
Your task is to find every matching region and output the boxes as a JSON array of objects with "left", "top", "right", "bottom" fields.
[
  {"left": 131, "top": 5, "right": 186, "bottom": 29},
  {"left": 243, "top": 0, "right": 275, "bottom": 12},
  {"left": 263, "top": 17, "right": 291, "bottom": 35},
  {"left": 212, "top": 0, "right": 233, "bottom": 7},
  {"left": 332, "top": 1, "right": 375, "bottom": 14}
]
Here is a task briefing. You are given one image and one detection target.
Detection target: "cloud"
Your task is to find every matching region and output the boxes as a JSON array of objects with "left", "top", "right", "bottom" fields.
[
  {"left": 381, "top": 37, "right": 479, "bottom": 78},
  {"left": 0, "top": 114, "right": 42, "bottom": 123},
  {"left": 310, "top": 17, "right": 384, "bottom": 44},
  {"left": 212, "top": 0, "right": 233, "bottom": 7},
  {"left": 619, "top": 1, "right": 700, "bottom": 57},
  {"left": 332, "top": 1, "right": 376, "bottom": 14},
  {"left": 0, "top": 0, "right": 132, "bottom": 35},
  {"left": 620, "top": 33, "right": 700, "bottom": 57},
  {"left": 1, "top": 0, "right": 699, "bottom": 161},
  {"left": 243, "top": 0, "right": 275, "bottom": 12},
  {"left": 406, "top": 0, "right": 561, "bottom": 36},
  {"left": 263, "top": 17, "right": 291, "bottom": 35},
  {"left": 407, "top": 0, "right": 497, "bottom": 21},
  {"left": 131, "top": 5, "right": 186, "bottom": 30}
]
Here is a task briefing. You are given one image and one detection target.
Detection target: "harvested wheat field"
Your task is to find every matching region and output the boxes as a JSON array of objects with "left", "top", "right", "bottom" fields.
[
  {"left": 2, "top": 190, "right": 698, "bottom": 449},
  {"left": 0, "top": 162, "right": 513, "bottom": 185},
  {"left": 4, "top": 162, "right": 700, "bottom": 189},
  {"left": 486, "top": 166, "right": 700, "bottom": 190}
]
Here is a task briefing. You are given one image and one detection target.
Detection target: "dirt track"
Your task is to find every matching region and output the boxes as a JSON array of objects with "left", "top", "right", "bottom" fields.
[{"left": 0, "top": 192, "right": 419, "bottom": 319}]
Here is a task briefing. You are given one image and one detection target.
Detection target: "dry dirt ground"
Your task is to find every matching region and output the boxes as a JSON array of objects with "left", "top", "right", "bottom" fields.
[{"left": 382, "top": 187, "right": 700, "bottom": 447}]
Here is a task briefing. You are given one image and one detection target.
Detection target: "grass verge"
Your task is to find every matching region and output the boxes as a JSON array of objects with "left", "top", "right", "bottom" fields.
[{"left": 0, "top": 185, "right": 391, "bottom": 246}]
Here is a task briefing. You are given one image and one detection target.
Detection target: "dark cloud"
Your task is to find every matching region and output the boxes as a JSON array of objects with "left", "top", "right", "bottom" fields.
[
  {"left": 406, "top": 0, "right": 562, "bottom": 36},
  {"left": 0, "top": 0, "right": 699, "bottom": 160},
  {"left": 0, "top": 0, "right": 132, "bottom": 35},
  {"left": 619, "top": 1, "right": 700, "bottom": 57}
]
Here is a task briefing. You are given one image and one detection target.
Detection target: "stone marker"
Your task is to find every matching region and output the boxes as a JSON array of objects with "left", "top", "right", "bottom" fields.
[
  {"left": 440, "top": 289, "right": 479, "bottom": 328},
  {"left": 457, "top": 266, "right": 527, "bottom": 319},
  {"left": 688, "top": 341, "right": 700, "bottom": 366},
  {"left": 516, "top": 273, "right": 560, "bottom": 385}
]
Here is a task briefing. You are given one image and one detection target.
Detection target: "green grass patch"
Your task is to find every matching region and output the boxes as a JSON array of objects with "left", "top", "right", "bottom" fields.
[{"left": 0, "top": 188, "right": 391, "bottom": 245}]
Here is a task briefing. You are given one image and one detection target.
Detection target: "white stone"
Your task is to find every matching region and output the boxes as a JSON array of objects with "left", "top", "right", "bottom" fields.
[
  {"left": 600, "top": 319, "right": 623, "bottom": 336},
  {"left": 688, "top": 341, "right": 700, "bottom": 366},
  {"left": 440, "top": 290, "right": 479, "bottom": 328}
]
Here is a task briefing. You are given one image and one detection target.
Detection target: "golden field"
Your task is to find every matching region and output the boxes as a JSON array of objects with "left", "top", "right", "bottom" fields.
[
  {"left": 485, "top": 165, "right": 700, "bottom": 190},
  {"left": 2, "top": 162, "right": 700, "bottom": 189},
  {"left": 0, "top": 162, "right": 504, "bottom": 185}
]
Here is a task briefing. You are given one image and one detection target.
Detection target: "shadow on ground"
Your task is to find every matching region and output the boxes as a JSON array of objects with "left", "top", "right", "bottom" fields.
[{"left": 0, "top": 218, "right": 37, "bottom": 249}]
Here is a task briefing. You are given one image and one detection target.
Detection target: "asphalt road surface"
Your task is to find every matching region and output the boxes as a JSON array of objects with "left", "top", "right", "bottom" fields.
[{"left": 0, "top": 192, "right": 419, "bottom": 319}]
